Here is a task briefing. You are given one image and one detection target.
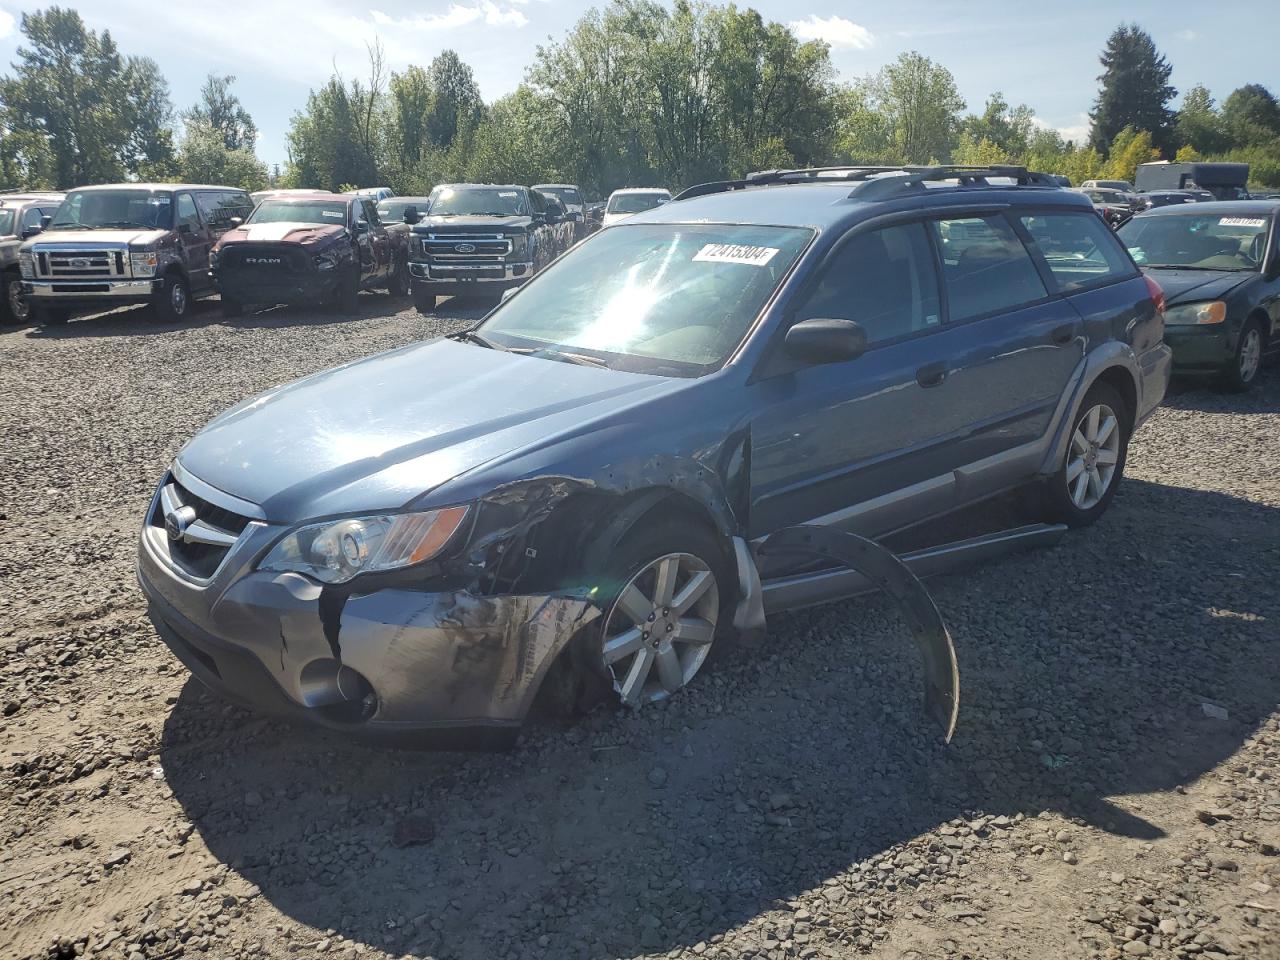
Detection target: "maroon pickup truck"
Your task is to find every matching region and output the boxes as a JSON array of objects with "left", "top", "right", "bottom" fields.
[{"left": 211, "top": 193, "right": 409, "bottom": 316}]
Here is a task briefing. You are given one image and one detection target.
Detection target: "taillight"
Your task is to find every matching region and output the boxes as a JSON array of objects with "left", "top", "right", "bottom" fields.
[{"left": 1144, "top": 275, "right": 1166, "bottom": 315}]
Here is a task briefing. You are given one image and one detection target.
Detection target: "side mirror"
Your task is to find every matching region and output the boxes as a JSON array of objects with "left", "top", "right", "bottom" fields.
[
  {"left": 531, "top": 212, "right": 546, "bottom": 226},
  {"left": 229, "top": 216, "right": 243, "bottom": 228},
  {"left": 784, "top": 318, "right": 868, "bottom": 366},
  {"left": 40, "top": 215, "right": 52, "bottom": 229},
  {"left": 356, "top": 219, "right": 369, "bottom": 233},
  {"left": 21, "top": 225, "right": 43, "bottom": 240},
  {"left": 403, "top": 206, "right": 418, "bottom": 224}
]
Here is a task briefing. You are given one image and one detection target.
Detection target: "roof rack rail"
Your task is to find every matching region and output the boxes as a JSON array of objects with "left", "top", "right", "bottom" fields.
[{"left": 672, "top": 164, "right": 1061, "bottom": 203}]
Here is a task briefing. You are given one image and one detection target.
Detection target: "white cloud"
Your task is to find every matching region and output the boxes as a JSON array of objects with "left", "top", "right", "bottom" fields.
[
  {"left": 1176, "top": 29, "right": 1197, "bottom": 41},
  {"left": 0, "top": 8, "right": 16, "bottom": 40},
  {"left": 371, "top": 2, "right": 529, "bottom": 31},
  {"left": 1032, "top": 115, "right": 1090, "bottom": 145},
  {"left": 788, "top": 14, "right": 874, "bottom": 50}
]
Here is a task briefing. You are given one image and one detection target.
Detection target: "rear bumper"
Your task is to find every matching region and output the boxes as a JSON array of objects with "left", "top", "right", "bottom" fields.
[{"left": 24, "top": 278, "right": 158, "bottom": 307}]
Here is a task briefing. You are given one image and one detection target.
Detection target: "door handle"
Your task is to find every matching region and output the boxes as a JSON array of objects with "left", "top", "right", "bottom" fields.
[
  {"left": 1050, "top": 323, "right": 1077, "bottom": 345},
  {"left": 916, "top": 361, "right": 947, "bottom": 388}
]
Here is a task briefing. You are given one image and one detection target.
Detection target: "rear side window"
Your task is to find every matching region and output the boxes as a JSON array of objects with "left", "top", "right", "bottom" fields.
[
  {"left": 1020, "top": 213, "right": 1135, "bottom": 291},
  {"left": 795, "top": 222, "right": 942, "bottom": 344},
  {"left": 176, "top": 193, "right": 200, "bottom": 229},
  {"left": 197, "top": 191, "right": 252, "bottom": 227},
  {"left": 931, "top": 216, "right": 1047, "bottom": 322}
]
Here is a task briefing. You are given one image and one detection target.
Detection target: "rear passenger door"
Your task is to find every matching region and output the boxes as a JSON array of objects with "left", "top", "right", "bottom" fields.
[{"left": 175, "top": 192, "right": 211, "bottom": 292}]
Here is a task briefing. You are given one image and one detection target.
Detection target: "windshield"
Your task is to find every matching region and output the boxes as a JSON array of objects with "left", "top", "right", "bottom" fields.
[
  {"left": 248, "top": 200, "right": 349, "bottom": 226},
  {"left": 538, "top": 186, "right": 582, "bottom": 206},
  {"left": 477, "top": 223, "right": 812, "bottom": 375},
  {"left": 377, "top": 200, "right": 423, "bottom": 223},
  {"left": 428, "top": 187, "right": 527, "bottom": 217},
  {"left": 607, "top": 193, "right": 668, "bottom": 214},
  {"left": 0, "top": 209, "right": 13, "bottom": 236},
  {"left": 51, "top": 190, "right": 172, "bottom": 230},
  {"left": 1119, "top": 213, "right": 1271, "bottom": 271}
]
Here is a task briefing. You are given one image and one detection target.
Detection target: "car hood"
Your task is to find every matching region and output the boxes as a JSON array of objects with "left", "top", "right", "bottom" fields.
[
  {"left": 416, "top": 215, "right": 531, "bottom": 233},
  {"left": 176, "top": 338, "right": 683, "bottom": 522},
  {"left": 1144, "top": 268, "right": 1253, "bottom": 305},
  {"left": 27, "top": 228, "right": 169, "bottom": 247},
  {"left": 218, "top": 222, "right": 347, "bottom": 248}
]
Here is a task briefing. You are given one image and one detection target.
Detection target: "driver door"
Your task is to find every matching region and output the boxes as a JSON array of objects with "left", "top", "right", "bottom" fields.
[
  {"left": 748, "top": 221, "right": 973, "bottom": 539},
  {"left": 353, "top": 199, "right": 379, "bottom": 287}
]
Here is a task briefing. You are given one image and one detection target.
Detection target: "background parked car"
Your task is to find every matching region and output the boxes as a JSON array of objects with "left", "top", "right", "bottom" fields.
[
  {"left": 533, "top": 183, "right": 588, "bottom": 241},
  {"left": 212, "top": 192, "right": 409, "bottom": 316},
  {"left": 377, "top": 196, "right": 432, "bottom": 225},
  {"left": 602, "top": 188, "right": 671, "bottom": 226},
  {"left": 1118, "top": 200, "right": 1280, "bottom": 391},
  {"left": 1075, "top": 187, "right": 1134, "bottom": 227},
  {"left": 0, "top": 191, "right": 64, "bottom": 324},
  {"left": 349, "top": 186, "right": 396, "bottom": 203},
  {"left": 407, "top": 183, "right": 572, "bottom": 311},
  {"left": 20, "top": 183, "right": 252, "bottom": 325},
  {"left": 251, "top": 188, "right": 333, "bottom": 206},
  {"left": 1081, "top": 178, "right": 1135, "bottom": 193},
  {"left": 1133, "top": 189, "right": 1212, "bottom": 212}
]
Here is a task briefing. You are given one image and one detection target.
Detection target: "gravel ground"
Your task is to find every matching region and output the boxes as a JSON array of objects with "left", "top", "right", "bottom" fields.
[{"left": 1, "top": 296, "right": 1277, "bottom": 960}]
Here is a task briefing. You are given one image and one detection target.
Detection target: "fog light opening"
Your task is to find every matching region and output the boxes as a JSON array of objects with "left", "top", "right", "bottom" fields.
[{"left": 298, "top": 659, "right": 377, "bottom": 724}]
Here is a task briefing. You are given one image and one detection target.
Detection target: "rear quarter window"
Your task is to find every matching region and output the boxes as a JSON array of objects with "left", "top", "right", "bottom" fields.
[{"left": 1020, "top": 212, "right": 1137, "bottom": 291}]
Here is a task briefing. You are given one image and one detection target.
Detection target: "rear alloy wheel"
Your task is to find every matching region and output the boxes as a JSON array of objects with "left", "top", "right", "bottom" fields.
[
  {"left": 2, "top": 270, "right": 29, "bottom": 324},
  {"left": 151, "top": 273, "right": 189, "bottom": 324},
  {"left": 1221, "top": 318, "right": 1263, "bottom": 393},
  {"left": 600, "top": 551, "right": 720, "bottom": 707},
  {"left": 1046, "top": 381, "right": 1129, "bottom": 527}
]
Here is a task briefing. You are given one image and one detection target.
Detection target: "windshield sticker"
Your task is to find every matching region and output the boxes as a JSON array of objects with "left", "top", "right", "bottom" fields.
[
  {"left": 693, "top": 243, "right": 780, "bottom": 266},
  {"left": 322, "top": 210, "right": 344, "bottom": 218},
  {"left": 1127, "top": 246, "right": 1147, "bottom": 264},
  {"left": 498, "top": 191, "right": 518, "bottom": 198},
  {"left": 1219, "top": 217, "right": 1265, "bottom": 228}
]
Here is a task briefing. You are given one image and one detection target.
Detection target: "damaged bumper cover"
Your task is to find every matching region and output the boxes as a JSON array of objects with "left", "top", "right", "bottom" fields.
[{"left": 139, "top": 534, "right": 600, "bottom": 737}]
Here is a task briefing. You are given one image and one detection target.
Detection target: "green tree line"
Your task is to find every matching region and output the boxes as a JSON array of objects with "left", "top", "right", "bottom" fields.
[{"left": 2, "top": 5, "right": 1278, "bottom": 196}]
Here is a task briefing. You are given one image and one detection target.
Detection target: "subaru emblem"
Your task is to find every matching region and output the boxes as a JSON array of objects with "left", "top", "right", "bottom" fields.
[{"left": 455, "top": 243, "right": 476, "bottom": 254}]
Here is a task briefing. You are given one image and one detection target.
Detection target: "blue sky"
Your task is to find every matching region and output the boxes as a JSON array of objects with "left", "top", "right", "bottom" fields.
[{"left": 0, "top": 1, "right": 1270, "bottom": 170}]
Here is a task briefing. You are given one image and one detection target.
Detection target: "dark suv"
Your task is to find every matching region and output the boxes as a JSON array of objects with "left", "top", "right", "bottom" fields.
[
  {"left": 407, "top": 184, "right": 571, "bottom": 311},
  {"left": 138, "top": 165, "right": 1171, "bottom": 741},
  {"left": 20, "top": 183, "right": 252, "bottom": 325},
  {"left": 0, "top": 192, "right": 64, "bottom": 323}
]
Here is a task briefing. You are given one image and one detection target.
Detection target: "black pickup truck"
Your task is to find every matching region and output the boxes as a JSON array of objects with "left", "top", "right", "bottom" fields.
[
  {"left": 407, "top": 184, "right": 573, "bottom": 312},
  {"left": 212, "top": 193, "right": 409, "bottom": 316}
]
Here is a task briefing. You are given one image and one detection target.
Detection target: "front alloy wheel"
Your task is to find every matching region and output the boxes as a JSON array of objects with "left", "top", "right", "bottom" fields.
[
  {"left": 1066, "top": 402, "right": 1121, "bottom": 511},
  {"left": 600, "top": 552, "right": 719, "bottom": 706},
  {"left": 3, "top": 273, "right": 29, "bottom": 323}
]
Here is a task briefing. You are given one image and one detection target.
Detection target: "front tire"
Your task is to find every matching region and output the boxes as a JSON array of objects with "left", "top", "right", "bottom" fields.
[
  {"left": 413, "top": 285, "right": 436, "bottom": 314},
  {"left": 151, "top": 273, "right": 189, "bottom": 324},
  {"left": 1, "top": 270, "right": 28, "bottom": 324},
  {"left": 1046, "top": 382, "right": 1129, "bottom": 527},
  {"left": 1220, "top": 318, "right": 1263, "bottom": 393}
]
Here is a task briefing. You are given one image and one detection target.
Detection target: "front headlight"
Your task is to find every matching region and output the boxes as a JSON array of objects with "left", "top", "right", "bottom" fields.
[
  {"left": 18, "top": 251, "right": 34, "bottom": 279},
  {"left": 259, "top": 506, "right": 469, "bottom": 584},
  {"left": 509, "top": 233, "right": 528, "bottom": 258},
  {"left": 409, "top": 236, "right": 425, "bottom": 256},
  {"left": 130, "top": 251, "right": 158, "bottom": 277},
  {"left": 1164, "top": 301, "right": 1226, "bottom": 325},
  {"left": 313, "top": 250, "right": 339, "bottom": 271}
]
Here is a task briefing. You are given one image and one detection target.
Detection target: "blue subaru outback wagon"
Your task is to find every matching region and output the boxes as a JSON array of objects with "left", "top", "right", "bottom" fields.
[{"left": 138, "top": 165, "right": 1172, "bottom": 741}]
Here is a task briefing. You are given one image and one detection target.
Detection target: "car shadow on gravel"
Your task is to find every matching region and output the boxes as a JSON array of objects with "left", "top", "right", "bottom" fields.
[
  {"left": 158, "top": 478, "right": 1279, "bottom": 959},
  {"left": 1164, "top": 365, "right": 1280, "bottom": 413}
]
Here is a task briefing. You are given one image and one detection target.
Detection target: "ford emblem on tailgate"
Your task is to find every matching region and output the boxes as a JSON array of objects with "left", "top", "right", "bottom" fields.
[{"left": 454, "top": 243, "right": 476, "bottom": 254}]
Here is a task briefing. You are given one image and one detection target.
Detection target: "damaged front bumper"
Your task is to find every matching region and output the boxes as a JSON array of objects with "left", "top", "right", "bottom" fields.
[{"left": 138, "top": 529, "right": 600, "bottom": 739}]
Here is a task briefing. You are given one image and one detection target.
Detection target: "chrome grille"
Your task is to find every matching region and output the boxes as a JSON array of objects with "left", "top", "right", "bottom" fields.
[
  {"left": 420, "top": 233, "right": 511, "bottom": 263},
  {"left": 34, "top": 245, "right": 129, "bottom": 280},
  {"left": 150, "top": 475, "right": 251, "bottom": 579}
]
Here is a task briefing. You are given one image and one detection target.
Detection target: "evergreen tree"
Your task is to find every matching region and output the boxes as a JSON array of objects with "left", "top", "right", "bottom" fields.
[{"left": 1088, "top": 24, "right": 1175, "bottom": 154}]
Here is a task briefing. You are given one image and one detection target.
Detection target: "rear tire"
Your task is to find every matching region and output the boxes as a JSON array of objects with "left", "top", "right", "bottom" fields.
[
  {"left": 1, "top": 270, "right": 28, "bottom": 325},
  {"left": 413, "top": 285, "right": 436, "bottom": 314},
  {"left": 150, "top": 272, "right": 189, "bottom": 324},
  {"left": 1219, "top": 317, "right": 1264, "bottom": 393},
  {"left": 1045, "top": 381, "right": 1129, "bottom": 527}
]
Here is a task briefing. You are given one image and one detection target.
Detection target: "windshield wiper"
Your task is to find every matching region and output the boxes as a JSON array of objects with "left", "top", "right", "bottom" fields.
[
  {"left": 1143, "top": 264, "right": 1250, "bottom": 272},
  {"left": 537, "top": 349, "right": 609, "bottom": 368},
  {"left": 452, "top": 329, "right": 505, "bottom": 351}
]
